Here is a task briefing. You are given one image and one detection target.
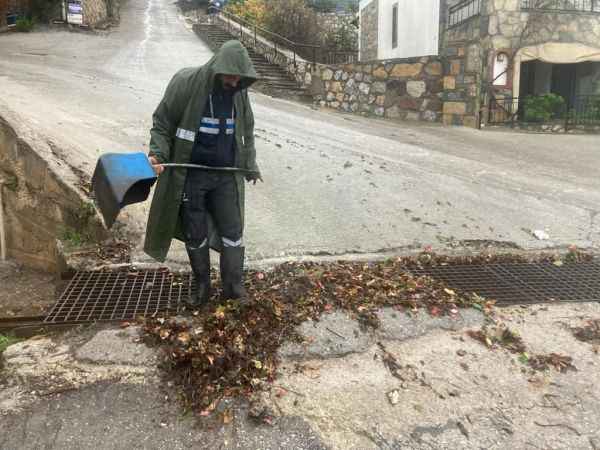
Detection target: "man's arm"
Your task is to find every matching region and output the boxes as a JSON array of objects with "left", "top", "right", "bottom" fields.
[
  {"left": 243, "top": 90, "right": 262, "bottom": 182},
  {"left": 149, "top": 73, "right": 186, "bottom": 166}
]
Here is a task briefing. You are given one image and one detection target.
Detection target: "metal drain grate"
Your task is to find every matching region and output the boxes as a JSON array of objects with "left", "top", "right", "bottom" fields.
[
  {"left": 45, "top": 261, "right": 600, "bottom": 323},
  {"left": 410, "top": 261, "right": 600, "bottom": 306},
  {"left": 45, "top": 271, "right": 194, "bottom": 323}
]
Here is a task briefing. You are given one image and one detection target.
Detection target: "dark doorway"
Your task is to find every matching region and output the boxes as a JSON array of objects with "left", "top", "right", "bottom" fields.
[
  {"left": 519, "top": 60, "right": 536, "bottom": 99},
  {"left": 551, "top": 64, "right": 577, "bottom": 103}
]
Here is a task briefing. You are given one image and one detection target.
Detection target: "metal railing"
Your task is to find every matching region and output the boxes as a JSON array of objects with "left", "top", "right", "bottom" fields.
[
  {"left": 570, "top": 95, "right": 600, "bottom": 125},
  {"left": 520, "top": 0, "right": 600, "bottom": 12},
  {"left": 488, "top": 94, "right": 600, "bottom": 129},
  {"left": 208, "top": 6, "right": 357, "bottom": 66},
  {"left": 448, "top": 0, "right": 482, "bottom": 27}
]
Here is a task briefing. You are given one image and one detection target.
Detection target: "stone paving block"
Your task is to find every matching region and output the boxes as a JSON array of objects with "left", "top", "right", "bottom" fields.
[
  {"left": 75, "top": 327, "right": 157, "bottom": 366},
  {"left": 279, "top": 311, "right": 374, "bottom": 359},
  {"left": 375, "top": 307, "right": 484, "bottom": 342}
]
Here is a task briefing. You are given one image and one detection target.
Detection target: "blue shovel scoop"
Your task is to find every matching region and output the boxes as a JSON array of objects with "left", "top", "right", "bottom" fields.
[{"left": 91, "top": 152, "right": 258, "bottom": 228}]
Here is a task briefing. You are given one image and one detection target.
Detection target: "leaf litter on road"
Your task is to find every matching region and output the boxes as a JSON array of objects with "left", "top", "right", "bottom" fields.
[
  {"left": 467, "top": 324, "right": 526, "bottom": 353},
  {"left": 142, "top": 250, "right": 592, "bottom": 418},
  {"left": 468, "top": 324, "right": 577, "bottom": 373},
  {"left": 143, "top": 257, "right": 485, "bottom": 416}
]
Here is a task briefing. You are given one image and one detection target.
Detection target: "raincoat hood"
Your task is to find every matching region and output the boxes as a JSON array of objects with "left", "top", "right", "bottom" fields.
[{"left": 205, "top": 40, "right": 258, "bottom": 91}]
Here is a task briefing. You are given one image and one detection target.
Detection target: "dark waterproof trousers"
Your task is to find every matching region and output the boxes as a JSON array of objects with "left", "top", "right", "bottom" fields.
[{"left": 181, "top": 171, "right": 242, "bottom": 250}]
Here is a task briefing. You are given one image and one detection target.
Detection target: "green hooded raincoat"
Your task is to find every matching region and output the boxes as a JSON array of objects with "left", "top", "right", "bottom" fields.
[{"left": 144, "top": 41, "right": 259, "bottom": 262}]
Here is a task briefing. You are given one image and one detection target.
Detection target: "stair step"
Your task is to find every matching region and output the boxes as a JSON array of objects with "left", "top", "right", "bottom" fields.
[
  {"left": 195, "top": 28, "right": 305, "bottom": 92},
  {"left": 268, "top": 84, "right": 304, "bottom": 89}
]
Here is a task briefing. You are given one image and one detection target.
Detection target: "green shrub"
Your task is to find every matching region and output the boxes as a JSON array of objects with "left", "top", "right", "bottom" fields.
[
  {"left": 263, "top": 0, "right": 320, "bottom": 45},
  {"left": 15, "top": 17, "right": 35, "bottom": 32},
  {"left": 523, "top": 94, "right": 565, "bottom": 122}
]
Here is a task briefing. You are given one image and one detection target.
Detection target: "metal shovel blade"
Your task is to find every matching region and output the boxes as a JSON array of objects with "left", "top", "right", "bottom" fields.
[{"left": 91, "top": 152, "right": 157, "bottom": 228}]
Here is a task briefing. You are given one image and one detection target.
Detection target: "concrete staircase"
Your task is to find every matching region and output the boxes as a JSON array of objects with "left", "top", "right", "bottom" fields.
[{"left": 194, "top": 23, "right": 308, "bottom": 97}]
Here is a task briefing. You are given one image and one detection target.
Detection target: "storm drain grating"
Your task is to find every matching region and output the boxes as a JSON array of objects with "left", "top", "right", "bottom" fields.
[
  {"left": 409, "top": 261, "right": 600, "bottom": 306},
  {"left": 45, "top": 261, "right": 600, "bottom": 323},
  {"left": 45, "top": 271, "right": 194, "bottom": 323}
]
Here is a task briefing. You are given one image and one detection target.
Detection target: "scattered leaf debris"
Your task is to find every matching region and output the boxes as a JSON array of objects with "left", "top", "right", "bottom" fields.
[
  {"left": 141, "top": 250, "right": 592, "bottom": 416},
  {"left": 572, "top": 319, "right": 600, "bottom": 345},
  {"left": 468, "top": 325, "right": 577, "bottom": 373},
  {"left": 143, "top": 257, "right": 481, "bottom": 415},
  {"left": 467, "top": 325, "right": 526, "bottom": 354},
  {"left": 528, "top": 353, "right": 577, "bottom": 373}
]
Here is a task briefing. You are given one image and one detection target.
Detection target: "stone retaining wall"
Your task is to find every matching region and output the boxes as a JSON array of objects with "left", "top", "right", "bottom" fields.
[
  {"left": 312, "top": 58, "right": 444, "bottom": 122},
  {"left": 441, "top": 42, "right": 481, "bottom": 127},
  {"left": 305, "top": 42, "right": 480, "bottom": 127},
  {"left": 359, "top": 0, "right": 378, "bottom": 62},
  {"left": 83, "top": 0, "right": 109, "bottom": 26},
  {"left": 0, "top": 114, "right": 105, "bottom": 272}
]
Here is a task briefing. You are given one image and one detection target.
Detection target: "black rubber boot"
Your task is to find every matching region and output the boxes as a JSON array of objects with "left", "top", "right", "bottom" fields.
[
  {"left": 187, "top": 245, "right": 211, "bottom": 308},
  {"left": 220, "top": 246, "right": 247, "bottom": 301}
]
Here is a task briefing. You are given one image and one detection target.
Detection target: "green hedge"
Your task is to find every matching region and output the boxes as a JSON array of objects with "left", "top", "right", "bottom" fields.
[{"left": 523, "top": 94, "right": 565, "bottom": 122}]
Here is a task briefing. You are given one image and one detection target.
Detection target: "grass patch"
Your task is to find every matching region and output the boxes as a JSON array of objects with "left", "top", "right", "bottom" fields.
[
  {"left": 15, "top": 17, "right": 35, "bottom": 32},
  {"left": 60, "top": 227, "right": 88, "bottom": 247},
  {"left": 0, "top": 334, "right": 20, "bottom": 354}
]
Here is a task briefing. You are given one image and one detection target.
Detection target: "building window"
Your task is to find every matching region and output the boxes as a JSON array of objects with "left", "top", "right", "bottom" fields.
[
  {"left": 392, "top": 3, "right": 398, "bottom": 49},
  {"left": 493, "top": 52, "right": 509, "bottom": 86},
  {"left": 448, "top": 0, "right": 482, "bottom": 28}
]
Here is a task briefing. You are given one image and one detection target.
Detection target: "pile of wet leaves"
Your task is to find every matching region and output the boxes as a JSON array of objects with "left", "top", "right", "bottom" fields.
[
  {"left": 143, "top": 257, "right": 489, "bottom": 415},
  {"left": 143, "top": 249, "right": 593, "bottom": 415}
]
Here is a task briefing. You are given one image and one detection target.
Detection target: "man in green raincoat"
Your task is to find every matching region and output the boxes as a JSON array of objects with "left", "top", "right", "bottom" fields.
[{"left": 144, "top": 40, "right": 262, "bottom": 307}]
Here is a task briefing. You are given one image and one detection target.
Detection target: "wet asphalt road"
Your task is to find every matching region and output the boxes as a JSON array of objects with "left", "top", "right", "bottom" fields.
[{"left": 0, "top": 0, "right": 599, "bottom": 265}]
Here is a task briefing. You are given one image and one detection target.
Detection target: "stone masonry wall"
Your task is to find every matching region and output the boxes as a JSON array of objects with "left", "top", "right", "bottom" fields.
[
  {"left": 317, "top": 12, "right": 358, "bottom": 51},
  {"left": 83, "top": 0, "right": 108, "bottom": 26},
  {"left": 313, "top": 58, "right": 444, "bottom": 121},
  {"left": 485, "top": 0, "right": 600, "bottom": 51},
  {"left": 317, "top": 12, "right": 357, "bottom": 34},
  {"left": 359, "top": 0, "right": 378, "bottom": 62},
  {"left": 0, "top": 115, "right": 105, "bottom": 271},
  {"left": 441, "top": 42, "right": 481, "bottom": 127}
]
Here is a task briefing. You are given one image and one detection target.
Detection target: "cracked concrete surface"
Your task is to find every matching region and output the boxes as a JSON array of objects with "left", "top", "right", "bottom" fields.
[
  {"left": 2, "top": 0, "right": 600, "bottom": 448},
  {"left": 273, "top": 303, "right": 600, "bottom": 450},
  {"left": 2, "top": 304, "right": 600, "bottom": 449}
]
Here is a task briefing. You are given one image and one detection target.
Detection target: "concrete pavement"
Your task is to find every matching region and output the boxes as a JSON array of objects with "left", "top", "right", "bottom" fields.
[{"left": 2, "top": 303, "right": 600, "bottom": 449}]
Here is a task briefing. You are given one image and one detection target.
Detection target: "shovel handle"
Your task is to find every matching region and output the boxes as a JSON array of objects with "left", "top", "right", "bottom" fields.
[{"left": 160, "top": 163, "right": 258, "bottom": 176}]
